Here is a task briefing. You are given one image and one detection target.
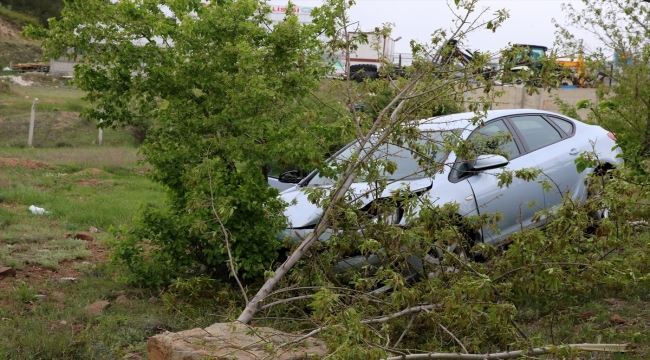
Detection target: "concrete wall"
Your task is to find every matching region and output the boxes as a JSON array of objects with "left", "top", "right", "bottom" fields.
[
  {"left": 468, "top": 86, "right": 598, "bottom": 118},
  {"left": 49, "top": 59, "right": 75, "bottom": 77}
]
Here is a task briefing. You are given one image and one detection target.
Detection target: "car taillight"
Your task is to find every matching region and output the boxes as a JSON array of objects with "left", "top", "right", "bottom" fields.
[{"left": 607, "top": 132, "right": 616, "bottom": 141}]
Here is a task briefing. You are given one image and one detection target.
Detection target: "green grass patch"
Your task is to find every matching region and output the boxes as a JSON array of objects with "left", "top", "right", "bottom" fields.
[
  {"left": 0, "top": 147, "right": 161, "bottom": 270},
  {"left": 0, "top": 41, "right": 42, "bottom": 68},
  {"left": 0, "top": 148, "right": 161, "bottom": 230},
  {"left": 0, "top": 5, "right": 40, "bottom": 29},
  {"left": 0, "top": 146, "right": 211, "bottom": 358},
  {"left": 0, "top": 84, "right": 136, "bottom": 147},
  {"left": 0, "top": 264, "right": 230, "bottom": 359}
]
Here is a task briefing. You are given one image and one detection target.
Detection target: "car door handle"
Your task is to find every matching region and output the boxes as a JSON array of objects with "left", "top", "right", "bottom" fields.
[{"left": 569, "top": 148, "right": 579, "bottom": 155}]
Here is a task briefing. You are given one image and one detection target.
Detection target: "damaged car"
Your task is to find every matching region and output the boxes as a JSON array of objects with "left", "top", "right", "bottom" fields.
[{"left": 273, "top": 109, "right": 622, "bottom": 248}]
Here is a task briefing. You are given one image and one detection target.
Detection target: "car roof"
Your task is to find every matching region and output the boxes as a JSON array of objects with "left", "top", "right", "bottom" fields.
[{"left": 416, "top": 108, "right": 563, "bottom": 132}]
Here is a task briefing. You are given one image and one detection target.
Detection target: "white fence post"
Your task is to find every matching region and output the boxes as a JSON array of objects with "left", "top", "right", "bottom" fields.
[
  {"left": 97, "top": 119, "right": 105, "bottom": 145},
  {"left": 27, "top": 98, "right": 38, "bottom": 147}
]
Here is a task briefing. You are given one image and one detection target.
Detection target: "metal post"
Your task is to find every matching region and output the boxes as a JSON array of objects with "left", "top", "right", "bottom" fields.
[
  {"left": 98, "top": 127, "right": 103, "bottom": 146},
  {"left": 345, "top": 31, "right": 351, "bottom": 81},
  {"left": 28, "top": 98, "right": 38, "bottom": 147},
  {"left": 609, "top": 63, "right": 613, "bottom": 87}
]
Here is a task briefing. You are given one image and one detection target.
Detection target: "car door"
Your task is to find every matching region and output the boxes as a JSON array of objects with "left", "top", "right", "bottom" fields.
[
  {"left": 507, "top": 114, "right": 583, "bottom": 212},
  {"left": 459, "top": 118, "right": 546, "bottom": 244}
]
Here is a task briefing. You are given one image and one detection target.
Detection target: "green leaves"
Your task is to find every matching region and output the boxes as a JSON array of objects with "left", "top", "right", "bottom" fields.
[
  {"left": 43, "top": 0, "right": 347, "bottom": 284},
  {"left": 575, "top": 151, "right": 598, "bottom": 173}
]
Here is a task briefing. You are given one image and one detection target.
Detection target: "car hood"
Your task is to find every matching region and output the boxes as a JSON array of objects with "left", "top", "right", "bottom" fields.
[{"left": 280, "top": 178, "right": 432, "bottom": 228}]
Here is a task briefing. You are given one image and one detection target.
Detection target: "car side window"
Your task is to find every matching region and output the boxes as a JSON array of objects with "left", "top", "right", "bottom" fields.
[
  {"left": 468, "top": 119, "right": 520, "bottom": 160},
  {"left": 510, "top": 115, "right": 562, "bottom": 152},
  {"left": 548, "top": 116, "right": 574, "bottom": 136},
  {"left": 449, "top": 119, "right": 519, "bottom": 182}
]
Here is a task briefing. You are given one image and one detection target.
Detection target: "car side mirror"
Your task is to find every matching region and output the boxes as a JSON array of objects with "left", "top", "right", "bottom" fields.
[
  {"left": 279, "top": 170, "right": 303, "bottom": 184},
  {"left": 470, "top": 154, "right": 509, "bottom": 171}
]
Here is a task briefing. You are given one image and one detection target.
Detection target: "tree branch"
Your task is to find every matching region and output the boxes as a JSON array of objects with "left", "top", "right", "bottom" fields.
[
  {"left": 207, "top": 171, "right": 248, "bottom": 305},
  {"left": 383, "top": 343, "right": 628, "bottom": 360}
]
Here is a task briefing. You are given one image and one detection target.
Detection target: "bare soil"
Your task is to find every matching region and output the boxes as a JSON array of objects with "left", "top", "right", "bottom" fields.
[{"left": 0, "top": 156, "right": 50, "bottom": 169}]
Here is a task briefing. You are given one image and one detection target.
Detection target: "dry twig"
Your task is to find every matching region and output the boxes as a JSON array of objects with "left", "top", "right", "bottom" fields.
[{"left": 383, "top": 343, "right": 628, "bottom": 360}]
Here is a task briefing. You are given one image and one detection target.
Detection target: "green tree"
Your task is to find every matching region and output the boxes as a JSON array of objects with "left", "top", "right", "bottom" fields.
[
  {"left": 557, "top": 0, "right": 650, "bottom": 165},
  {"left": 35, "top": 0, "right": 346, "bottom": 284}
]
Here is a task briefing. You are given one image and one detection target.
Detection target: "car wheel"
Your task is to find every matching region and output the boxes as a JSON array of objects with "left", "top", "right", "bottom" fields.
[
  {"left": 587, "top": 164, "right": 614, "bottom": 221},
  {"left": 417, "top": 219, "right": 480, "bottom": 278}
]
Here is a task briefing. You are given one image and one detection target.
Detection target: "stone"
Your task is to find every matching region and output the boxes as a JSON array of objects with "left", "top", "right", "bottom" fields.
[
  {"left": 85, "top": 300, "right": 110, "bottom": 317},
  {"left": 89, "top": 226, "right": 100, "bottom": 233},
  {"left": 115, "top": 295, "right": 130, "bottom": 305},
  {"left": 0, "top": 267, "right": 16, "bottom": 278},
  {"left": 147, "top": 322, "right": 327, "bottom": 360},
  {"left": 35, "top": 294, "right": 47, "bottom": 301},
  {"left": 74, "top": 232, "right": 95, "bottom": 241},
  {"left": 610, "top": 314, "right": 626, "bottom": 325},
  {"left": 59, "top": 277, "right": 77, "bottom": 283}
]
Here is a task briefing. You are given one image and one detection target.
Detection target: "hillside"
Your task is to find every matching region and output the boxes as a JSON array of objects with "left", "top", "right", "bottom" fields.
[
  {"left": 0, "top": 0, "right": 63, "bottom": 25},
  {"left": 0, "top": 7, "right": 42, "bottom": 68}
]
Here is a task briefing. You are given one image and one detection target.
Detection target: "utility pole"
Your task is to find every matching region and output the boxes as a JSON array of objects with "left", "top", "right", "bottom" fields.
[{"left": 27, "top": 98, "right": 38, "bottom": 147}]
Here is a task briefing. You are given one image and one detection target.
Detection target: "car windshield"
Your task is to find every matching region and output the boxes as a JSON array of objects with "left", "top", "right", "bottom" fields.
[{"left": 306, "top": 131, "right": 450, "bottom": 186}]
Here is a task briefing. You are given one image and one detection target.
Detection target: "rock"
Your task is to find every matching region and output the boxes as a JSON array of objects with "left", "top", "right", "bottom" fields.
[
  {"left": 147, "top": 322, "right": 327, "bottom": 360},
  {"left": 85, "top": 300, "right": 110, "bottom": 317},
  {"left": 74, "top": 232, "right": 94, "bottom": 241},
  {"left": 35, "top": 294, "right": 47, "bottom": 301},
  {"left": 59, "top": 277, "right": 77, "bottom": 283},
  {"left": 148, "top": 296, "right": 159, "bottom": 304},
  {"left": 610, "top": 314, "right": 626, "bottom": 325},
  {"left": 0, "top": 267, "right": 16, "bottom": 278},
  {"left": 89, "top": 226, "right": 100, "bottom": 233},
  {"left": 115, "top": 295, "right": 130, "bottom": 305},
  {"left": 59, "top": 320, "right": 68, "bottom": 325}
]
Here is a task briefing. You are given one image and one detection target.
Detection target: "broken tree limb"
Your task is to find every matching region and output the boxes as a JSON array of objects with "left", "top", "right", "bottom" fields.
[
  {"left": 259, "top": 294, "right": 314, "bottom": 311},
  {"left": 383, "top": 343, "right": 628, "bottom": 360},
  {"left": 362, "top": 304, "right": 441, "bottom": 325},
  {"left": 237, "top": 72, "right": 425, "bottom": 325},
  {"left": 281, "top": 304, "right": 442, "bottom": 349}
]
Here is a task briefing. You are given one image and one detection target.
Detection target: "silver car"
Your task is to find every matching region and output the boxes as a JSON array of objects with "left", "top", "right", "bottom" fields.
[{"left": 274, "top": 109, "right": 622, "bottom": 245}]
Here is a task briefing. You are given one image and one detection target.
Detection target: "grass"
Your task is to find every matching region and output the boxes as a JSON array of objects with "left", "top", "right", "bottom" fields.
[
  {"left": 0, "top": 264, "right": 228, "bottom": 359},
  {"left": 523, "top": 296, "right": 650, "bottom": 359},
  {"left": 0, "top": 82, "right": 136, "bottom": 147},
  {"left": 0, "top": 146, "right": 235, "bottom": 359},
  {"left": 0, "top": 6, "right": 42, "bottom": 68},
  {"left": 0, "top": 5, "right": 40, "bottom": 29},
  {"left": 0, "top": 41, "right": 42, "bottom": 68}
]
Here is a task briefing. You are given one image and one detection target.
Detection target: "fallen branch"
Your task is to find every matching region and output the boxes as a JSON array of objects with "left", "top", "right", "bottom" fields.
[
  {"left": 438, "top": 324, "right": 468, "bottom": 354},
  {"left": 363, "top": 304, "right": 441, "bottom": 325},
  {"left": 281, "top": 304, "right": 441, "bottom": 348},
  {"left": 383, "top": 343, "right": 628, "bottom": 360},
  {"left": 259, "top": 294, "right": 313, "bottom": 311}
]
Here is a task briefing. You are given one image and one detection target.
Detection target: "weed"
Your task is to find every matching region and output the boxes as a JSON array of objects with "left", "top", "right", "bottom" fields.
[{"left": 13, "top": 282, "right": 37, "bottom": 303}]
